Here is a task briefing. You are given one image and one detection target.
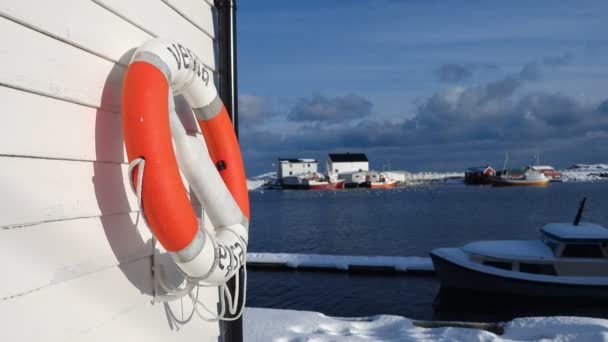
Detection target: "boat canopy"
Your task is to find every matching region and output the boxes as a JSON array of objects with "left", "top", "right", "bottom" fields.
[
  {"left": 463, "top": 240, "right": 554, "bottom": 261},
  {"left": 542, "top": 222, "right": 608, "bottom": 242}
]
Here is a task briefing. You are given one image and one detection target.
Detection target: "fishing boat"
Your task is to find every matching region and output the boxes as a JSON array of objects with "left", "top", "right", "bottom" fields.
[
  {"left": 527, "top": 165, "right": 563, "bottom": 182},
  {"left": 281, "top": 173, "right": 345, "bottom": 190},
  {"left": 366, "top": 172, "right": 397, "bottom": 188},
  {"left": 527, "top": 154, "right": 563, "bottom": 181},
  {"left": 431, "top": 199, "right": 608, "bottom": 298},
  {"left": 490, "top": 169, "right": 550, "bottom": 187},
  {"left": 309, "top": 179, "right": 347, "bottom": 190},
  {"left": 370, "top": 179, "right": 397, "bottom": 189}
]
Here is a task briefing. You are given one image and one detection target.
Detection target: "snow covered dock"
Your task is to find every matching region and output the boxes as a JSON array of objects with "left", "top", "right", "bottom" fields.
[
  {"left": 245, "top": 307, "right": 608, "bottom": 342},
  {"left": 247, "top": 253, "right": 434, "bottom": 274}
]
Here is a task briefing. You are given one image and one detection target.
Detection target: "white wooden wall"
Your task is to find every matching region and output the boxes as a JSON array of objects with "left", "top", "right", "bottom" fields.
[
  {"left": 0, "top": 1, "right": 222, "bottom": 340},
  {"left": 330, "top": 161, "right": 370, "bottom": 174}
]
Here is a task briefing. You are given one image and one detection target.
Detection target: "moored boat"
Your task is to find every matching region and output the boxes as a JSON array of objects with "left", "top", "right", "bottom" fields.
[
  {"left": 370, "top": 180, "right": 397, "bottom": 189},
  {"left": 528, "top": 165, "right": 563, "bottom": 182},
  {"left": 431, "top": 200, "right": 608, "bottom": 298},
  {"left": 490, "top": 169, "right": 549, "bottom": 187},
  {"left": 366, "top": 172, "right": 397, "bottom": 189},
  {"left": 309, "top": 179, "right": 346, "bottom": 190},
  {"left": 281, "top": 172, "right": 345, "bottom": 190}
]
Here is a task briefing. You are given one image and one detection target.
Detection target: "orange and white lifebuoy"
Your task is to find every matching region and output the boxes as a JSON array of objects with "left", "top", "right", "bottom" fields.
[{"left": 122, "top": 39, "right": 249, "bottom": 284}]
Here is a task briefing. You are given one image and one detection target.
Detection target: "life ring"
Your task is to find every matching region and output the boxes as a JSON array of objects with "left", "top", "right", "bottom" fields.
[{"left": 122, "top": 39, "right": 249, "bottom": 284}]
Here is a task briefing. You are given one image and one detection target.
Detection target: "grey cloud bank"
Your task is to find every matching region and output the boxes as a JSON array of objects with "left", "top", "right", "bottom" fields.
[{"left": 239, "top": 57, "right": 607, "bottom": 175}]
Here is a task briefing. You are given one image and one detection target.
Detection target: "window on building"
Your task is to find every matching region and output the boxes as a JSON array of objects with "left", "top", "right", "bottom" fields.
[
  {"left": 289, "top": 171, "right": 292, "bottom": 175},
  {"left": 561, "top": 244, "right": 604, "bottom": 258},
  {"left": 307, "top": 164, "right": 310, "bottom": 167}
]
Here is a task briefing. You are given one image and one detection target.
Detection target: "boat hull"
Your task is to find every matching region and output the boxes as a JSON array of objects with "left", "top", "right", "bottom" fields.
[
  {"left": 430, "top": 252, "right": 608, "bottom": 298},
  {"left": 369, "top": 181, "right": 396, "bottom": 189},
  {"left": 281, "top": 180, "right": 345, "bottom": 190},
  {"left": 309, "top": 180, "right": 345, "bottom": 190},
  {"left": 490, "top": 178, "right": 549, "bottom": 187}
]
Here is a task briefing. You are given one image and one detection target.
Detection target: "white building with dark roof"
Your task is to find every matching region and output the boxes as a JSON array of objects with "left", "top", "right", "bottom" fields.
[
  {"left": 277, "top": 158, "right": 318, "bottom": 179},
  {"left": 327, "top": 153, "right": 369, "bottom": 175}
]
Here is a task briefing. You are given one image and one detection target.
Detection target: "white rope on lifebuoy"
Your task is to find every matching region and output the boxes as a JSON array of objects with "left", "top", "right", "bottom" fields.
[{"left": 123, "top": 38, "right": 249, "bottom": 321}]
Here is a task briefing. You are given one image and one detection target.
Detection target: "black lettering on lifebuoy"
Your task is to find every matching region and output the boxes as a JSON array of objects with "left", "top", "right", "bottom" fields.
[
  {"left": 229, "top": 245, "right": 237, "bottom": 269},
  {"left": 165, "top": 44, "right": 210, "bottom": 86},
  {"left": 202, "top": 68, "right": 210, "bottom": 86},
  {"left": 234, "top": 243, "right": 244, "bottom": 264},
  {"left": 178, "top": 44, "right": 190, "bottom": 69},
  {"left": 225, "top": 246, "right": 233, "bottom": 276},
  {"left": 167, "top": 44, "right": 181, "bottom": 70},
  {"left": 218, "top": 245, "right": 227, "bottom": 271},
  {"left": 187, "top": 48, "right": 200, "bottom": 75},
  {"left": 190, "top": 52, "right": 199, "bottom": 75}
]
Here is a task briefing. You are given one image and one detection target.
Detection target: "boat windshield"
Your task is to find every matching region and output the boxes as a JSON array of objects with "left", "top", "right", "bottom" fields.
[
  {"left": 543, "top": 238, "right": 561, "bottom": 256},
  {"left": 561, "top": 244, "right": 605, "bottom": 258}
]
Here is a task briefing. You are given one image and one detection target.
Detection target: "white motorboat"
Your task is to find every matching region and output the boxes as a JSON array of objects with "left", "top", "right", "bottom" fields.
[{"left": 431, "top": 200, "right": 608, "bottom": 297}]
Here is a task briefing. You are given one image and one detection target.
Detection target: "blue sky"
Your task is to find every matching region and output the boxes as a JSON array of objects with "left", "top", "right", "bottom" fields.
[{"left": 237, "top": 1, "right": 608, "bottom": 175}]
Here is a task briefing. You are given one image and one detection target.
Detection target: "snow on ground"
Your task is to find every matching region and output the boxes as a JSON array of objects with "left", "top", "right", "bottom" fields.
[
  {"left": 561, "top": 164, "right": 608, "bottom": 182},
  {"left": 245, "top": 307, "right": 608, "bottom": 342},
  {"left": 247, "top": 253, "right": 433, "bottom": 272},
  {"left": 247, "top": 172, "right": 277, "bottom": 191},
  {"left": 404, "top": 172, "right": 464, "bottom": 183},
  {"left": 568, "top": 164, "right": 608, "bottom": 171},
  {"left": 247, "top": 178, "right": 268, "bottom": 191}
]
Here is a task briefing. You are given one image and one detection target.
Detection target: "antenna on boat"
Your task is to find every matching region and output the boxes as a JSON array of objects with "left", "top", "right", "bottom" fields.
[{"left": 573, "top": 197, "right": 587, "bottom": 226}]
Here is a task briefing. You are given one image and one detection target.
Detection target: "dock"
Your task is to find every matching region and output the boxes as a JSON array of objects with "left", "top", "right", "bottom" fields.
[{"left": 246, "top": 253, "right": 435, "bottom": 275}]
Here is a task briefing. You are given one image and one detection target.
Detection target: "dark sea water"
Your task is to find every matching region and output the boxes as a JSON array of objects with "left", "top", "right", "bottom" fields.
[{"left": 246, "top": 181, "right": 608, "bottom": 322}]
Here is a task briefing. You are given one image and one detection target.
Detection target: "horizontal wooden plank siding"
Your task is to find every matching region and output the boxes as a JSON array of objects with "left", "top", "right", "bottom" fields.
[
  {"left": 0, "top": 86, "right": 126, "bottom": 163},
  {"left": 94, "top": 0, "right": 217, "bottom": 71},
  {"left": 0, "top": 213, "right": 153, "bottom": 299},
  {"left": 0, "top": 0, "right": 151, "bottom": 64},
  {"left": 0, "top": 156, "right": 138, "bottom": 227},
  {"left": 0, "top": 257, "right": 220, "bottom": 341},
  {"left": 0, "top": 16, "right": 124, "bottom": 112},
  {"left": 162, "top": 0, "right": 217, "bottom": 38},
  {"left": 0, "top": 87, "right": 200, "bottom": 163},
  {"left": 0, "top": 0, "right": 221, "bottom": 339}
]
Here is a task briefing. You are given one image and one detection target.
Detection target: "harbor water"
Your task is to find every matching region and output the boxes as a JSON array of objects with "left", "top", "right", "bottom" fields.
[{"left": 247, "top": 181, "right": 608, "bottom": 322}]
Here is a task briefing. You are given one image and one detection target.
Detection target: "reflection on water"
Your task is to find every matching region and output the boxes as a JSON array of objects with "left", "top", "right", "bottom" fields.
[{"left": 247, "top": 182, "right": 608, "bottom": 321}]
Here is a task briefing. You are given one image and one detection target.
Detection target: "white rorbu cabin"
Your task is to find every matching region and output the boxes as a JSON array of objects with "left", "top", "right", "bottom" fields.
[
  {"left": 327, "top": 153, "right": 369, "bottom": 175},
  {"left": 277, "top": 158, "right": 318, "bottom": 179}
]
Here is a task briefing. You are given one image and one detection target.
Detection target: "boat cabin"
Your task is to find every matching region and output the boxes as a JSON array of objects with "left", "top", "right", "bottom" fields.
[
  {"left": 461, "top": 222, "right": 608, "bottom": 277},
  {"left": 526, "top": 165, "right": 562, "bottom": 180},
  {"left": 541, "top": 222, "right": 608, "bottom": 259}
]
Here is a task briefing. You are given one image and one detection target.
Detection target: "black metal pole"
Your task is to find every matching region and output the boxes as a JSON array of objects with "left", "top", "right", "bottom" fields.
[
  {"left": 217, "top": 0, "right": 239, "bottom": 136},
  {"left": 216, "top": 1, "right": 242, "bottom": 341}
]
